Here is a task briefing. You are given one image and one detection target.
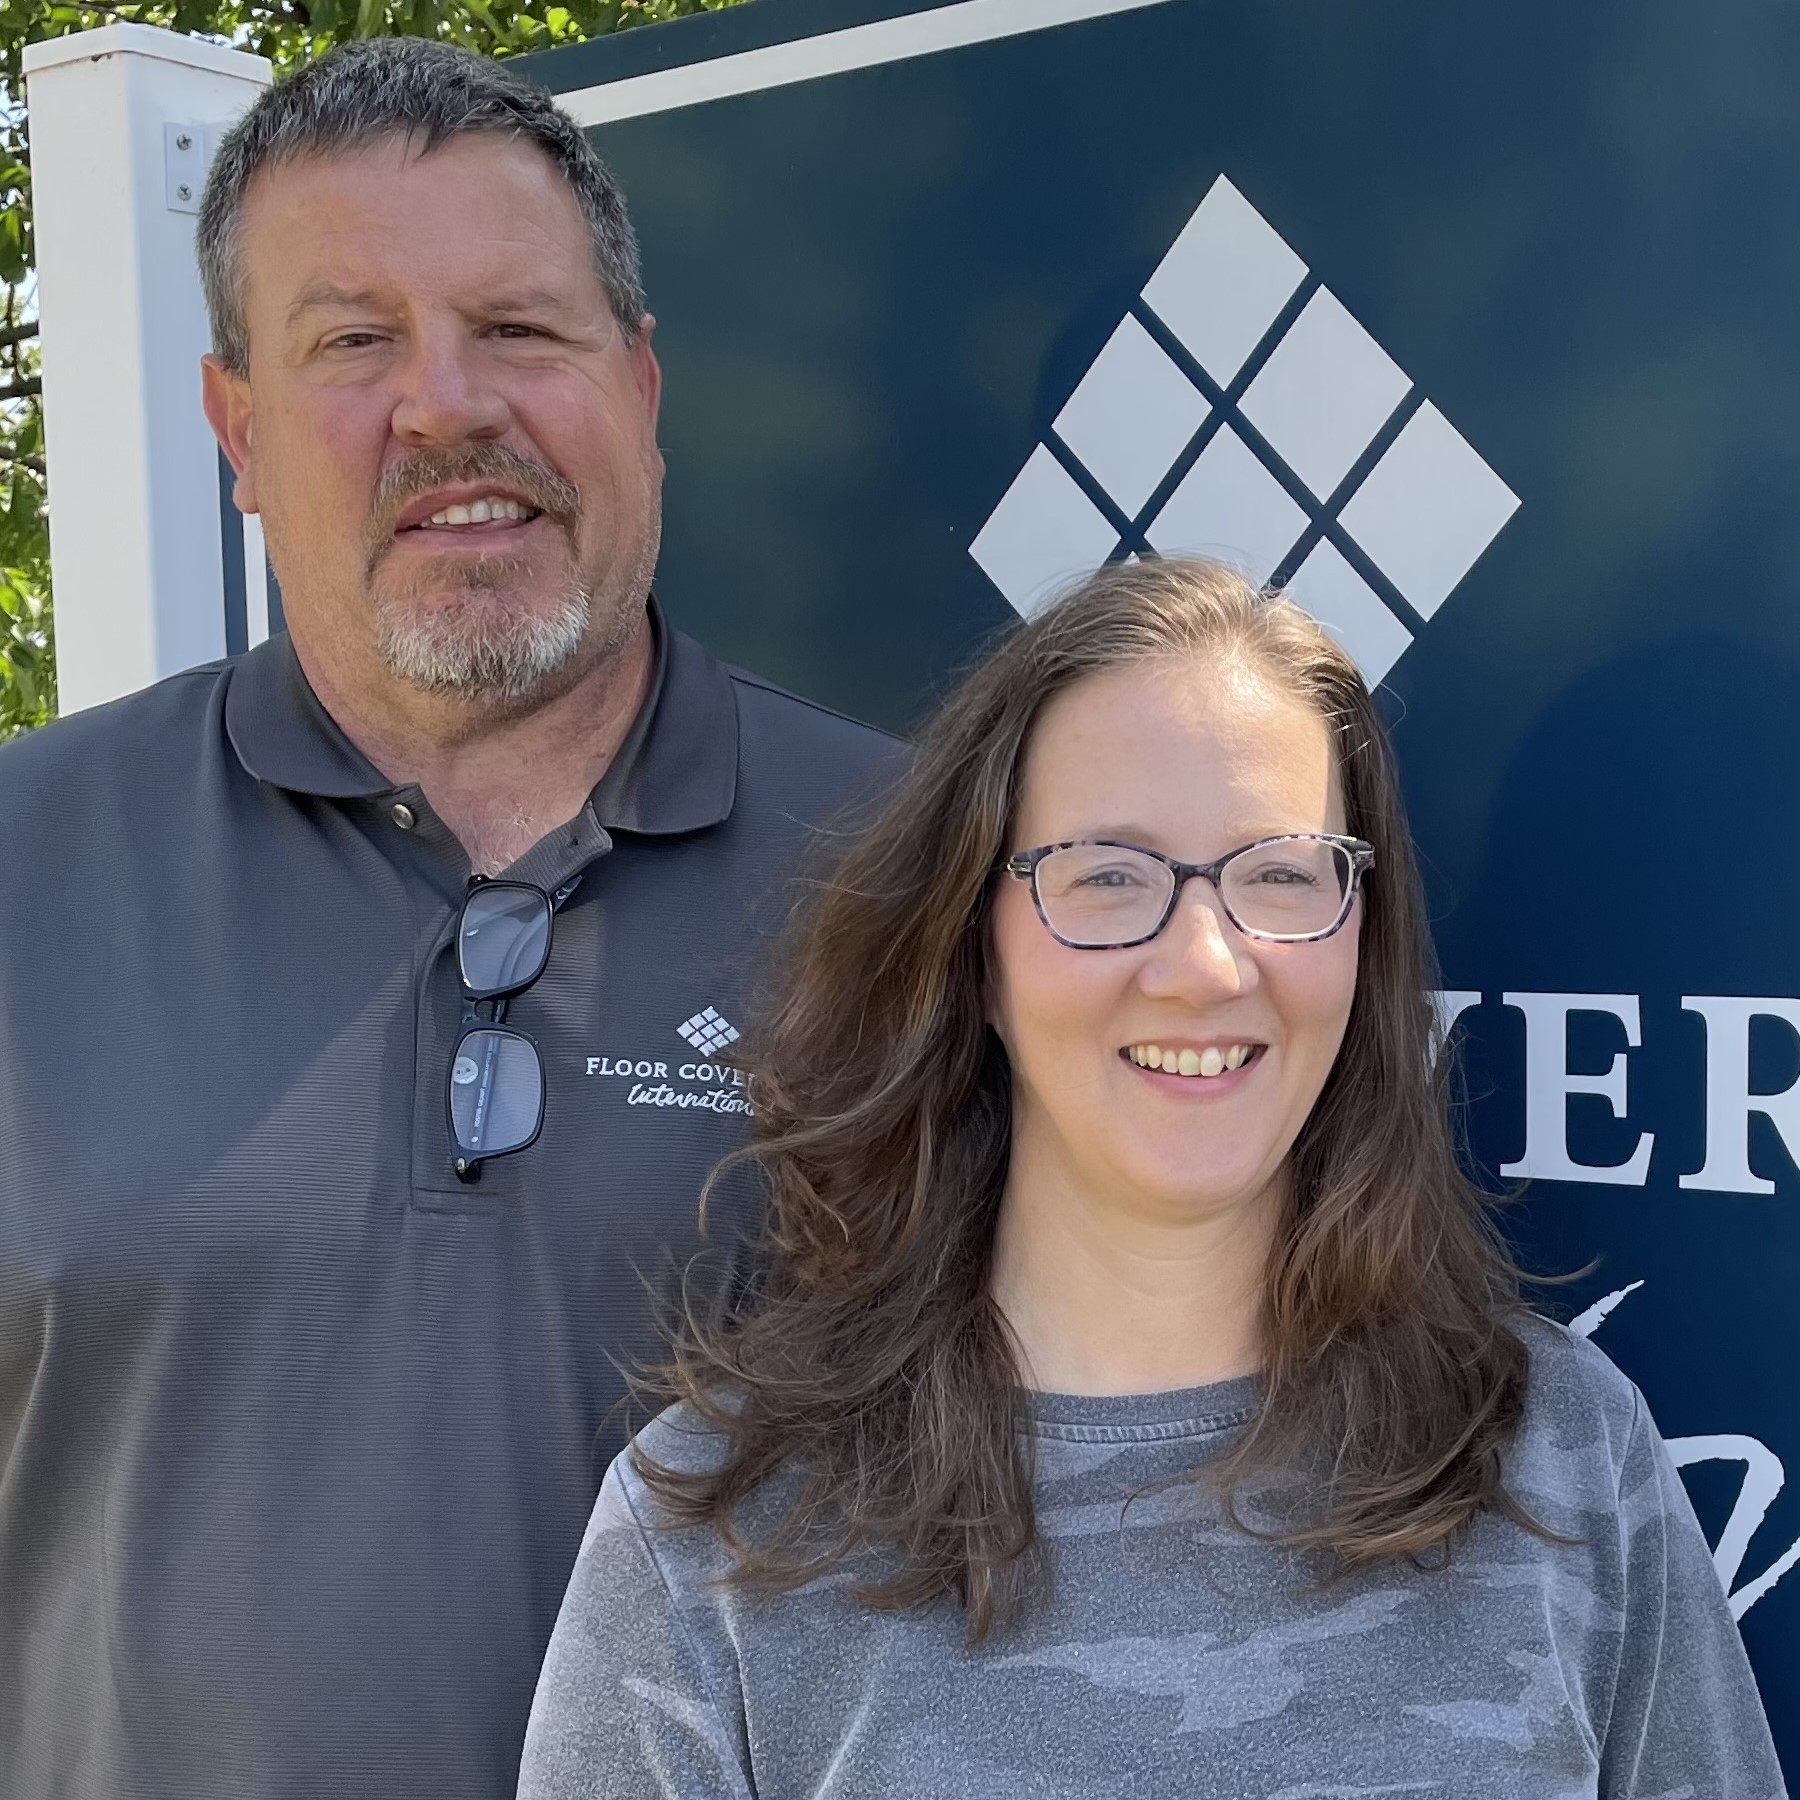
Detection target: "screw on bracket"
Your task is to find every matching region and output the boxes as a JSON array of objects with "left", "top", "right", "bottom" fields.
[{"left": 164, "top": 123, "right": 207, "bottom": 214}]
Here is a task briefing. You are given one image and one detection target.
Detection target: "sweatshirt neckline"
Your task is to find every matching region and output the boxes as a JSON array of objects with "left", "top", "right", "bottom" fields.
[{"left": 1022, "top": 1372, "right": 1262, "bottom": 1440}]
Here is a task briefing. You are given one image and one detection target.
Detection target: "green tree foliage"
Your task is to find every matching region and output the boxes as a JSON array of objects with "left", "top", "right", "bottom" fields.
[
  {"left": 0, "top": 79, "right": 48, "bottom": 741},
  {"left": 0, "top": 0, "right": 745, "bottom": 741}
]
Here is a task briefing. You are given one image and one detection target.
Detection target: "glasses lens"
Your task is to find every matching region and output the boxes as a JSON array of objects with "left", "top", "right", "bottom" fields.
[
  {"left": 1034, "top": 844, "right": 1175, "bottom": 946},
  {"left": 449, "top": 1026, "right": 545, "bottom": 1158},
  {"left": 1221, "top": 838, "right": 1353, "bottom": 938},
  {"left": 459, "top": 884, "right": 552, "bottom": 997}
]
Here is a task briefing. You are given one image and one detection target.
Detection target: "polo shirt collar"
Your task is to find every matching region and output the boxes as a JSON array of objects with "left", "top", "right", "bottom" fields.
[
  {"left": 224, "top": 623, "right": 390, "bottom": 800},
  {"left": 223, "top": 597, "right": 738, "bottom": 835},
  {"left": 589, "top": 600, "right": 738, "bottom": 835}
]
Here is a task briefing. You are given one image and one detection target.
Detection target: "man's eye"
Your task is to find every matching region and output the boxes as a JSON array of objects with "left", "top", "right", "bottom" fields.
[
  {"left": 491, "top": 323, "right": 549, "bottom": 339},
  {"left": 324, "top": 332, "right": 382, "bottom": 351}
]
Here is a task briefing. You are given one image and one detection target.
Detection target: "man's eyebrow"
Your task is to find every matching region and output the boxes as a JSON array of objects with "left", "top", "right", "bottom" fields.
[
  {"left": 285, "top": 282, "right": 385, "bottom": 326},
  {"left": 280, "top": 281, "right": 585, "bottom": 330},
  {"left": 480, "top": 287, "right": 576, "bottom": 316}
]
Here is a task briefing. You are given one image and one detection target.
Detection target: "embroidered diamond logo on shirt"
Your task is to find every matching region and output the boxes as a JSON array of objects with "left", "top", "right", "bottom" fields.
[
  {"left": 677, "top": 1006, "right": 740, "bottom": 1057},
  {"left": 967, "top": 175, "right": 1521, "bottom": 686},
  {"left": 584, "top": 1007, "right": 749, "bottom": 1115}
]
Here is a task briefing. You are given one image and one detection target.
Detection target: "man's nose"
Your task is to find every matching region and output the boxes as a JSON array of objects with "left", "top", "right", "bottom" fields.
[
  {"left": 1137, "top": 881, "right": 1255, "bottom": 1002},
  {"left": 389, "top": 326, "right": 511, "bottom": 445}
]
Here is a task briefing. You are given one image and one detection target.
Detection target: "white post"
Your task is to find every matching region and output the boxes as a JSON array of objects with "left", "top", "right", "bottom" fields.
[{"left": 24, "top": 24, "right": 271, "bottom": 715}]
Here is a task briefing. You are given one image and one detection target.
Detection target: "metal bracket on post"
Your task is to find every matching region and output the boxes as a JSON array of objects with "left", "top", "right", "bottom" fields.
[{"left": 164, "top": 122, "right": 210, "bottom": 214}]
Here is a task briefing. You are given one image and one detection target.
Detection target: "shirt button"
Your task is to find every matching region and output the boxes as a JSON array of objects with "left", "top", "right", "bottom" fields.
[{"left": 390, "top": 802, "right": 417, "bottom": 830}]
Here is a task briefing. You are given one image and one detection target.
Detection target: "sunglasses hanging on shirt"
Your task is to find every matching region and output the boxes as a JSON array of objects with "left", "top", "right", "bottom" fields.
[{"left": 446, "top": 876, "right": 577, "bottom": 1181}]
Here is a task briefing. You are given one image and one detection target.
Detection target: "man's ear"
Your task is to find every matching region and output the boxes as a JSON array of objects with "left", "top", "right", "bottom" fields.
[
  {"left": 201, "top": 354, "right": 259, "bottom": 515},
  {"left": 629, "top": 313, "right": 663, "bottom": 434}
]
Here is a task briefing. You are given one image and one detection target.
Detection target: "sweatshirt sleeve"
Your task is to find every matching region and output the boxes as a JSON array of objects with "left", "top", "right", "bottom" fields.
[
  {"left": 1600, "top": 1388, "right": 1788, "bottom": 1799},
  {"left": 517, "top": 1455, "right": 755, "bottom": 1800}
]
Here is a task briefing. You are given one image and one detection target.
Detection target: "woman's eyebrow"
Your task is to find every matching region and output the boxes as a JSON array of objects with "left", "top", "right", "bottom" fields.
[
  {"left": 1065, "top": 824, "right": 1166, "bottom": 845},
  {"left": 1061, "top": 823, "right": 1294, "bottom": 849}
]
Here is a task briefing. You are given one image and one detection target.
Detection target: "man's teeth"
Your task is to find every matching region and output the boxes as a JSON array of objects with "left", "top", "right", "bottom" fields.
[
  {"left": 1127, "top": 1044, "right": 1254, "bottom": 1078},
  {"left": 420, "top": 496, "right": 535, "bottom": 527}
]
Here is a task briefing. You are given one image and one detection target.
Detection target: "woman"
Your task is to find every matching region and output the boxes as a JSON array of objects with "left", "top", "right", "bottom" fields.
[{"left": 517, "top": 559, "right": 1785, "bottom": 1798}]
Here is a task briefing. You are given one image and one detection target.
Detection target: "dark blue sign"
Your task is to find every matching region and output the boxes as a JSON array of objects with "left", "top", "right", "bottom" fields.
[{"left": 524, "top": 0, "right": 1800, "bottom": 1759}]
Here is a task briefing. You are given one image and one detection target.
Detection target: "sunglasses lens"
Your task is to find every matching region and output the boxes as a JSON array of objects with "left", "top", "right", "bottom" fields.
[
  {"left": 449, "top": 1027, "right": 545, "bottom": 1158},
  {"left": 458, "top": 885, "right": 552, "bottom": 997}
]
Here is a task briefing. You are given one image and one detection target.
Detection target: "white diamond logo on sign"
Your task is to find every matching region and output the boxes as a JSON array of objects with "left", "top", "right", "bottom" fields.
[
  {"left": 677, "top": 1006, "right": 740, "bottom": 1057},
  {"left": 968, "top": 176, "right": 1521, "bottom": 685}
]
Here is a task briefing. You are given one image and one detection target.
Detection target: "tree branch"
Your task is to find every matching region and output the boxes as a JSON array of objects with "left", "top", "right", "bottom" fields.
[
  {"left": 0, "top": 377, "right": 42, "bottom": 401},
  {"left": 231, "top": 0, "right": 313, "bottom": 26},
  {"left": 0, "top": 442, "right": 44, "bottom": 478},
  {"left": 47, "top": 0, "right": 176, "bottom": 21},
  {"left": 0, "top": 320, "right": 38, "bottom": 353}
]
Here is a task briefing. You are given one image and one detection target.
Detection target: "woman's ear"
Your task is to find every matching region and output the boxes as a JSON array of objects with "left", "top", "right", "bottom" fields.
[{"left": 980, "top": 939, "right": 1013, "bottom": 1052}]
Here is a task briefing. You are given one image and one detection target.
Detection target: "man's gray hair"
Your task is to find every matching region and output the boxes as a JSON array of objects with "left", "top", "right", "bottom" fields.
[{"left": 196, "top": 36, "right": 646, "bottom": 375}]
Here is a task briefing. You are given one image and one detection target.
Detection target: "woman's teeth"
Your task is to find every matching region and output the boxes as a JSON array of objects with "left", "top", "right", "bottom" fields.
[
  {"left": 1126, "top": 1044, "right": 1254, "bottom": 1078},
  {"left": 420, "top": 496, "right": 537, "bottom": 527}
]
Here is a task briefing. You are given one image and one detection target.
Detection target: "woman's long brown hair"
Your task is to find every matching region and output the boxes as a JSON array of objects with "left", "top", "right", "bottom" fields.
[{"left": 639, "top": 556, "right": 1536, "bottom": 1638}]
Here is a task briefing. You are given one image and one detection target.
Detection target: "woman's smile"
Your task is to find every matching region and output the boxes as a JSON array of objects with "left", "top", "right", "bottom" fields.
[{"left": 1119, "top": 1039, "right": 1267, "bottom": 1087}]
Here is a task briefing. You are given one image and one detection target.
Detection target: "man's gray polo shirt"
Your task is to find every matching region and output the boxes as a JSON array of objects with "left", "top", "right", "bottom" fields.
[{"left": 0, "top": 604, "right": 896, "bottom": 1800}]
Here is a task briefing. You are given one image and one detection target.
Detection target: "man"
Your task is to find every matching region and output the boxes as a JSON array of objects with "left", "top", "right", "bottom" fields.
[{"left": 0, "top": 37, "right": 894, "bottom": 1799}]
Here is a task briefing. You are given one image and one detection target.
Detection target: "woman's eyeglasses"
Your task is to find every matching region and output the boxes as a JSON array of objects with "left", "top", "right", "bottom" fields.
[{"left": 1004, "top": 834, "right": 1374, "bottom": 949}]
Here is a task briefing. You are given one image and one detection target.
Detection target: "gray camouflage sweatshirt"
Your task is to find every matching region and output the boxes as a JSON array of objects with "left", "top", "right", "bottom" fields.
[{"left": 517, "top": 1320, "right": 1786, "bottom": 1799}]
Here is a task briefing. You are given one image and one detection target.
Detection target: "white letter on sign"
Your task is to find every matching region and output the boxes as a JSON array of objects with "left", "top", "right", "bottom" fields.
[
  {"left": 1500, "top": 993, "right": 1653, "bottom": 1185},
  {"left": 1429, "top": 990, "right": 1481, "bottom": 1065},
  {"left": 1680, "top": 996, "right": 1800, "bottom": 1195}
]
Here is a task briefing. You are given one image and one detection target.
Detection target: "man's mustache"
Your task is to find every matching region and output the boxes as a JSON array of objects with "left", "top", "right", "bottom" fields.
[{"left": 365, "top": 446, "right": 582, "bottom": 568}]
